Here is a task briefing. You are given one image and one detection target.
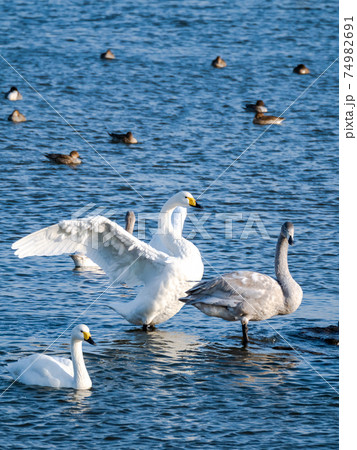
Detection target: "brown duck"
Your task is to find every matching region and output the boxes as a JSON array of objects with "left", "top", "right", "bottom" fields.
[
  {"left": 253, "top": 112, "right": 285, "bottom": 125},
  {"left": 101, "top": 49, "right": 115, "bottom": 60},
  {"left": 293, "top": 64, "right": 310, "bottom": 74},
  {"left": 211, "top": 56, "right": 227, "bottom": 68},
  {"left": 109, "top": 131, "right": 138, "bottom": 144},
  {"left": 45, "top": 151, "right": 82, "bottom": 165},
  {"left": 8, "top": 110, "right": 26, "bottom": 122},
  {"left": 245, "top": 100, "right": 268, "bottom": 113}
]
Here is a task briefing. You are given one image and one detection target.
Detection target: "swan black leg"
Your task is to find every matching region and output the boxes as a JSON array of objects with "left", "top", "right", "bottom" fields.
[
  {"left": 242, "top": 323, "right": 249, "bottom": 346},
  {"left": 142, "top": 324, "right": 156, "bottom": 332}
]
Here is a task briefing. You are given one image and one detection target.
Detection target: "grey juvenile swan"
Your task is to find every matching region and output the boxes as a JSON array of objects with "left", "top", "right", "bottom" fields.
[{"left": 180, "top": 222, "right": 303, "bottom": 344}]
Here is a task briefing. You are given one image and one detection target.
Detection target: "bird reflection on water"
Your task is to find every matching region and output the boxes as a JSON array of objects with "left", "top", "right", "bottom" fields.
[
  {"left": 98, "top": 327, "right": 300, "bottom": 389},
  {"left": 63, "top": 389, "right": 93, "bottom": 415}
]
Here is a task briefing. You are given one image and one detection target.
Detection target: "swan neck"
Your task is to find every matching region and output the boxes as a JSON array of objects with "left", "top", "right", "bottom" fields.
[
  {"left": 274, "top": 234, "right": 303, "bottom": 313},
  {"left": 159, "top": 199, "right": 177, "bottom": 234},
  {"left": 275, "top": 235, "right": 291, "bottom": 282},
  {"left": 171, "top": 208, "right": 186, "bottom": 239},
  {"left": 125, "top": 212, "right": 135, "bottom": 234},
  {"left": 71, "top": 339, "right": 91, "bottom": 389}
]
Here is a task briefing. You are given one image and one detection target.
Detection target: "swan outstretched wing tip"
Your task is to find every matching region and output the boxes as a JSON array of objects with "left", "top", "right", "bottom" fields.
[
  {"left": 11, "top": 216, "right": 169, "bottom": 286},
  {"left": 12, "top": 241, "right": 27, "bottom": 257}
]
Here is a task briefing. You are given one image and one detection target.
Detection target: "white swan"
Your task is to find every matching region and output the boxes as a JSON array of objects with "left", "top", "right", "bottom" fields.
[
  {"left": 180, "top": 222, "right": 303, "bottom": 344},
  {"left": 70, "top": 253, "right": 101, "bottom": 269},
  {"left": 107, "top": 206, "right": 188, "bottom": 320},
  {"left": 70, "top": 210, "right": 136, "bottom": 269},
  {"left": 7, "top": 324, "right": 96, "bottom": 389},
  {"left": 12, "top": 191, "right": 204, "bottom": 327}
]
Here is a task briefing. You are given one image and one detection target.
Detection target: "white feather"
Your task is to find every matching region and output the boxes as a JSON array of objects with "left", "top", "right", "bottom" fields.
[{"left": 12, "top": 193, "right": 204, "bottom": 326}]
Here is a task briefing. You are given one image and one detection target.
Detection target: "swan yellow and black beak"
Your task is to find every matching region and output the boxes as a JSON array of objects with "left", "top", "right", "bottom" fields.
[
  {"left": 83, "top": 331, "right": 96, "bottom": 346},
  {"left": 188, "top": 196, "right": 203, "bottom": 209},
  {"left": 288, "top": 236, "right": 294, "bottom": 245}
]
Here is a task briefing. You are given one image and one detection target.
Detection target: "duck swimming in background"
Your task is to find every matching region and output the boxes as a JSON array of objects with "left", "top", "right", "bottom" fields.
[
  {"left": 71, "top": 210, "right": 136, "bottom": 269},
  {"left": 45, "top": 151, "right": 82, "bottom": 165},
  {"left": 109, "top": 131, "right": 138, "bottom": 144},
  {"left": 5, "top": 87, "right": 23, "bottom": 101},
  {"left": 12, "top": 191, "right": 204, "bottom": 328},
  {"left": 7, "top": 324, "right": 96, "bottom": 389},
  {"left": 211, "top": 56, "right": 227, "bottom": 68},
  {"left": 180, "top": 222, "right": 303, "bottom": 345},
  {"left": 293, "top": 64, "right": 310, "bottom": 74},
  {"left": 253, "top": 112, "right": 285, "bottom": 125},
  {"left": 8, "top": 110, "right": 26, "bottom": 122},
  {"left": 101, "top": 49, "right": 115, "bottom": 60},
  {"left": 245, "top": 100, "right": 268, "bottom": 113}
]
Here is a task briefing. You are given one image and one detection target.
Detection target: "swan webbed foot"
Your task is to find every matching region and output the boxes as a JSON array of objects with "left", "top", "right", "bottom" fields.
[{"left": 242, "top": 323, "right": 249, "bottom": 346}]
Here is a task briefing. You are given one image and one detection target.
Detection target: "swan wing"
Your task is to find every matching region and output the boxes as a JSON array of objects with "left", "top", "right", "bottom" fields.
[
  {"left": 12, "top": 216, "right": 170, "bottom": 287},
  {"left": 51, "top": 356, "right": 74, "bottom": 376},
  {"left": 7, "top": 354, "right": 74, "bottom": 388},
  {"left": 181, "top": 271, "right": 280, "bottom": 307},
  {"left": 181, "top": 271, "right": 284, "bottom": 321}
]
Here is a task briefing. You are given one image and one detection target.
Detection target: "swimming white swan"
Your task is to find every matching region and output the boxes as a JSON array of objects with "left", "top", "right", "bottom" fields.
[
  {"left": 12, "top": 191, "right": 204, "bottom": 328},
  {"left": 70, "top": 210, "right": 136, "bottom": 269},
  {"left": 70, "top": 253, "right": 101, "bottom": 269},
  {"left": 7, "top": 324, "right": 96, "bottom": 389},
  {"left": 180, "top": 222, "right": 303, "bottom": 344}
]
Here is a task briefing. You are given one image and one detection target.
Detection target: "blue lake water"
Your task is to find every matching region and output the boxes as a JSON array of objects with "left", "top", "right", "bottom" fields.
[{"left": 0, "top": 0, "right": 338, "bottom": 448}]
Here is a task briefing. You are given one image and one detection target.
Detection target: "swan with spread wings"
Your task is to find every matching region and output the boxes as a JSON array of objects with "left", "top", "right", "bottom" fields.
[{"left": 12, "top": 191, "right": 204, "bottom": 328}]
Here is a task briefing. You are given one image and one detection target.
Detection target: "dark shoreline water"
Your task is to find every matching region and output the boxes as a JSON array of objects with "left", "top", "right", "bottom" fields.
[{"left": 0, "top": 0, "right": 338, "bottom": 448}]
